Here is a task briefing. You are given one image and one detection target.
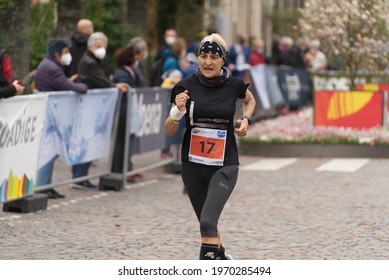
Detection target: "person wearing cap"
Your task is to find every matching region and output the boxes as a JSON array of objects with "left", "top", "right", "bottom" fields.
[
  {"left": 164, "top": 33, "right": 256, "bottom": 260},
  {"left": 34, "top": 38, "right": 88, "bottom": 199}
]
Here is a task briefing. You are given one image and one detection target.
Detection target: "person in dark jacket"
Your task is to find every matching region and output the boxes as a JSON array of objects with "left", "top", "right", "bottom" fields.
[
  {"left": 155, "top": 28, "right": 177, "bottom": 62},
  {"left": 111, "top": 45, "right": 141, "bottom": 179},
  {"left": 227, "top": 34, "right": 251, "bottom": 78},
  {"left": 35, "top": 39, "right": 88, "bottom": 93},
  {"left": 72, "top": 32, "right": 128, "bottom": 190},
  {"left": 0, "top": 80, "right": 24, "bottom": 98},
  {"left": 130, "top": 36, "right": 150, "bottom": 87},
  {"left": 35, "top": 38, "right": 88, "bottom": 199},
  {"left": 64, "top": 19, "right": 94, "bottom": 78}
]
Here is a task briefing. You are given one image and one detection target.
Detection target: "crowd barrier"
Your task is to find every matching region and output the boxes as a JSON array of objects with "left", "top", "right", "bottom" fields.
[
  {"left": 0, "top": 87, "right": 176, "bottom": 211},
  {"left": 246, "top": 65, "right": 389, "bottom": 129},
  {"left": 2, "top": 68, "right": 388, "bottom": 211},
  {"left": 310, "top": 74, "right": 389, "bottom": 129},
  {"left": 247, "top": 65, "right": 311, "bottom": 111}
]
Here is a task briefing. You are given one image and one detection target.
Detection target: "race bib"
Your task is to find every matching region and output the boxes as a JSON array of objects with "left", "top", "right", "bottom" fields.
[{"left": 188, "top": 127, "right": 227, "bottom": 166}]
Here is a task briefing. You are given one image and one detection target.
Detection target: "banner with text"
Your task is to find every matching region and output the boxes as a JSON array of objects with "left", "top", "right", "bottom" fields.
[
  {"left": 311, "top": 73, "right": 389, "bottom": 91},
  {"left": 276, "top": 66, "right": 311, "bottom": 108},
  {"left": 0, "top": 94, "right": 47, "bottom": 202},
  {"left": 135, "top": 87, "right": 171, "bottom": 154},
  {"left": 38, "top": 88, "right": 119, "bottom": 168}
]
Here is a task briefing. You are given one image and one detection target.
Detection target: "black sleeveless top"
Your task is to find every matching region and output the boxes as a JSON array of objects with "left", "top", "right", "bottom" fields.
[{"left": 170, "top": 73, "right": 248, "bottom": 166}]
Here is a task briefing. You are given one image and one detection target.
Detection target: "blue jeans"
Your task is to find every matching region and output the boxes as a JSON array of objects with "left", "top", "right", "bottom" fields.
[
  {"left": 72, "top": 161, "right": 92, "bottom": 178},
  {"left": 37, "top": 156, "right": 58, "bottom": 186}
]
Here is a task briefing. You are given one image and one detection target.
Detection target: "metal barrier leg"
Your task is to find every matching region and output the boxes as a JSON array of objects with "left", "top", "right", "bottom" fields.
[
  {"left": 99, "top": 92, "right": 125, "bottom": 191},
  {"left": 2, "top": 193, "right": 48, "bottom": 213},
  {"left": 99, "top": 173, "right": 123, "bottom": 191}
]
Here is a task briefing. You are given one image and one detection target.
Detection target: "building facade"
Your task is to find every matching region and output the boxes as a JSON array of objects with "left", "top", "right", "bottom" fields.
[{"left": 204, "top": 0, "right": 303, "bottom": 54}]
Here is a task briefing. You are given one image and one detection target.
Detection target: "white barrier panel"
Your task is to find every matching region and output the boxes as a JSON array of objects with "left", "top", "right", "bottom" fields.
[
  {"left": 249, "top": 65, "right": 272, "bottom": 109},
  {"left": 38, "top": 88, "right": 119, "bottom": 168},
  {"left": 0, "top": 94, "right": 47, "bottom": 202}
]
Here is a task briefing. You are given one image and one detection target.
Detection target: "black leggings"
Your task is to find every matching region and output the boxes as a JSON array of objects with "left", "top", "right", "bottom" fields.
[{"left": 181, "top": 162, "right": 239, "bottom": 237}]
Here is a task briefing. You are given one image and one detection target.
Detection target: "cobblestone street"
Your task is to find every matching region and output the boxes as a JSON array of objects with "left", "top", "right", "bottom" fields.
[{"left": 1, "top": 154, "right": 389, "bottom": 260}]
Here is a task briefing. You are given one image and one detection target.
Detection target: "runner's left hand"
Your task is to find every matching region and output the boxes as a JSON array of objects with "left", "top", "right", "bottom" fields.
[{"left": 234, "top": 118, "right": 248, "bottom": 137}]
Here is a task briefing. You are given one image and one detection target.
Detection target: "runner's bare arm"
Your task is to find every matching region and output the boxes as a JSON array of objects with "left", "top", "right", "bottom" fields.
[{"left": 235, "top": 89, "right": 256, "bottom": 137}]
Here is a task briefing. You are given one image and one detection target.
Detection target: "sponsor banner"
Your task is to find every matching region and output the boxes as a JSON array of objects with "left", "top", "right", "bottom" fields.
[
  {"left": 0, "top": 94, "right": 47, "bottom": 202},
  {"left": 314, "top": 90, "right": 383, "bottom": 128},
  {"left": 312, "top": 73, "right": 389, "bottom": 91},
  {"left": 38, "top": 88, "right": 119, "bottom": 168},
  {"left": 135, "top": 87, "right": 171, "bottom": 154},
  {"left": 276, "top": 66, "right": 311, "bottom": 108}
]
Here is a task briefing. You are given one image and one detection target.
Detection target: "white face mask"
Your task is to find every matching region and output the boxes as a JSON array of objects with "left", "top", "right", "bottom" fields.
[
  {"left": 61, "top": 52, "right": 72, "bottom": 66},
  {"left": 143, "top": 50, "right": 149, "bottom": 60},
  {"left": 93, "top": 47, "right": 106, "bottom": 60},
  {"left": 165, "top": 36, "right": 176, "bottom": 46}
]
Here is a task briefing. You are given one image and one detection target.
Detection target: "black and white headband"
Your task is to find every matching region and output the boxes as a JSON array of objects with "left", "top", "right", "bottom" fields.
[{"left": 198, "top": 40, "right": 228, "bottom": 61}]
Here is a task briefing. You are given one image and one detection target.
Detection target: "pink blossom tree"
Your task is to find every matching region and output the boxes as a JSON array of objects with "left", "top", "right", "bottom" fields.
[{"left": 299, "top": 0, "right": 389, "bottom": 88}]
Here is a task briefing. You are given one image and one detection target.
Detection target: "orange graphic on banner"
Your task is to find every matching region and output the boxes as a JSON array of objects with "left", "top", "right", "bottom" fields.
[
  {"left": 190, "top": 135, "right": 225, "bottom": 160},
  {"left": 327, "top": 91, "right": 374, "bottom": 120},
  {"left": 314, "top": 90, "right": 383, "bottom": 128}
]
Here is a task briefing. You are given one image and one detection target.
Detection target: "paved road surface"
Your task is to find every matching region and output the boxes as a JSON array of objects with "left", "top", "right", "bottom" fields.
[{"left": 1, "top": 153, "right": 388, "bottom": 260}]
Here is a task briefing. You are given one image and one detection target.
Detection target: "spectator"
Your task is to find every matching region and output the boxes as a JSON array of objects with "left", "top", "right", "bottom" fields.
[
  {"left": 181, "top": 52, "right": 198, "bottom": 78},
  {"left": 72, "top": 32, "right": 128, "bottom": 189},
  {"left": 227, "top": 34, "right": 251, "bottom": 78},
  {"left": 0, "top": 47, "right": 12, "bottom": 87},
  {"left": 111, "top": 45, "right": 141, "bottom": 182},
  {"left": 160, "top": 37, "right": 187, "bottom": 159},
  {"left": 0, "top": 80, "right": 24, "bottom": 98},
  {"left": 304, "top": 39, "right": 327, "bottom": 71},
  {"left": 162, "top": 37, "right": 186, "bottom": 75},
  {"left": 34, "top": 38, "right": 88, "bottom": 199},
  {"left": 274, "top": 36, "right": 294, "bottom": 66},
  {"left": 149, "top": 29, "right": 178, "bottom": 87},
  {"left": 65, "top": 19, "right": 94, "bottom": 78},
  {"left": 296, "top": 37, "right": 308, "bottom": 57},
  {"left": 249, "top": 38, "right": 266, "bottom": 66},
  {"left": 274, "top": 36, "right": 305, "bottom": 68},
  {"left": 161, "top": 69, "right": 182, "bottom": 88},
  {"left": 130, "top": 36, "right": 150, "bottom": 87},
  {"left": 155, "top": 28, "right": 177, "bottom": 62}
]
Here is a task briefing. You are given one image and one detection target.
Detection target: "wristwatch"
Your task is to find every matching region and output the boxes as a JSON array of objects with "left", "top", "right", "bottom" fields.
[{"left": 241, "top": 115, "right": 252, "bottom": 125}]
